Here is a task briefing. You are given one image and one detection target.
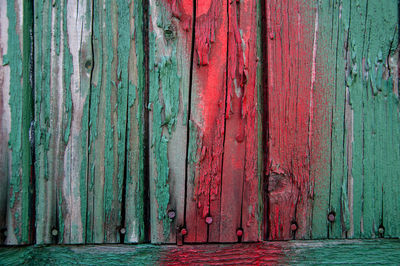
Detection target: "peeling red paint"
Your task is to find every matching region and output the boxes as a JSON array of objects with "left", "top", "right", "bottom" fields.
[
  {"left": 160, "top": 243, "right": 285, "bottom": 265},
  {"left": 266, "top": 0, "right": 320, "bottom": 240}
]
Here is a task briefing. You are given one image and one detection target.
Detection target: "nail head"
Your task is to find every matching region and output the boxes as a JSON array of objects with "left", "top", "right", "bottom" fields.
[
  {"left": 236, "top": 229, "right": 243, "bottom": 237},
  {"left": 290, "top": 222, "right": 298, "bottom": 231},
  {"left": 205, "top": 216, "right": 213, "bottom": 225},
  {"left": 51, "top": 228, "right": 58, "bottom": 236},
  {"left": 168, "top": 210, "right": 176, "bottom": 219},
  {"left": 328, "top": 212, "right": 336, "bottom": 222},
  {"left": 120, "top": 228, "right": 126, "bottom": 234},
  {"left": 181, "top": 228, "right": 188, "bottom": 235}
]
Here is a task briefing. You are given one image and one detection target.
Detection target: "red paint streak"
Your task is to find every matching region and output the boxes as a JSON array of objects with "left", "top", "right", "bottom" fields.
[
  {"left": 185, "top": 0, "right": 226, "bottom": 243},
  {"left": 170, "top": 0, "right": 193, "bottom": 32},
  {"left": 187, "top": 0, "right": 260, "bottom": 242},
  {"left": 266, "top": 0, "right": 320, "bottom": 240},
  {"left": 159, "top": 243, "right": 285, "bottom": 265}
]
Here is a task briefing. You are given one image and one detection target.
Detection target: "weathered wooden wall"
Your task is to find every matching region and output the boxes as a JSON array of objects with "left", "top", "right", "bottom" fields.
[
  {"left": 266, "top": 0, "right": 400, "bottom": 240},
  {"left": 0, "top": 0, "right": 399, "bottom": 246}
]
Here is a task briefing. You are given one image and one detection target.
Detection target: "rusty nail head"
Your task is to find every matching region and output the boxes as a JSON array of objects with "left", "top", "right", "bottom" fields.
[
  {"left": 181, "top": 228, "right": 188, "bottom": 235},
  {"left": 236, "top": 229, "right": 243, "bottom": 237},
  {"left": 290, "top": 222, "right": 298, "bottom": 231},
  {"left": 328, "top": 212, "right": 335, "bottom": 222},
  {"left": 168, "top": 210, "right": 176, "bottom": 219},
  {"left": 120, "top": 228, "right": 126, "bottom": 234},
  {"left": 205, "top": 216, "right": 213, "bottom": 225}
]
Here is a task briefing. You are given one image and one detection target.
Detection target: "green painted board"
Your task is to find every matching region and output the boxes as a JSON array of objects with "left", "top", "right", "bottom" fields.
[
  {"left": 34, "top": 0, "right": 92, "bottom": 244},
  {"left": 0, "top": 0, "right": 34, "bottom": 245},
  {"left": 124, "top": 0, "right": 147, "bottom": 244},
  {"left": 148, "top": 0, "right": 193, "bottom": 244},
  {"left": 311, "top": 0, "right": 400, "bottom": 240}
]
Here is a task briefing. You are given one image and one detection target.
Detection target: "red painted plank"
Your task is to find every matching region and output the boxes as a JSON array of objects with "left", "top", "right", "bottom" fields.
[
  {"left": 266, "top": 0, "right": 317, "bottom": 240},
  {"left": 185, "top": 0, "right": 227, "bottom": 243},
  {"left": 219, "top": 0, "right": 261, "bottom": 243}
]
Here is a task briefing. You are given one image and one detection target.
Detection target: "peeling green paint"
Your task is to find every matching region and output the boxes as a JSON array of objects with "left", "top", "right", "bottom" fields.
[
  {"left": 125, "top": 0, "right": 146, "bottom": 243},
  {"left": 103, "top": 0, "right": 115, "bottom": 228},
  {"left": 149, "top": 10, "right": 184, "bottom": 236},
  {"left": 5, "top": 0, "right": 33, "bottom": 244}
]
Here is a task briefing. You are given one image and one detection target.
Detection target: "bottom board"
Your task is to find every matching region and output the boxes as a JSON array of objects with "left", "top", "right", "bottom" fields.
[{"left": 1, "top": 240, "right": 399, "bottom": 265}]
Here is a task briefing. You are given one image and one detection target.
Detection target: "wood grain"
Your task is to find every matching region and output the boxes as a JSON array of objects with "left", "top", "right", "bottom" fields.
[
  {"left": 87, "top": 0, "right": 131, "bottom": 244},
  {"left": 124, "top": 0, "right": 147, "bottom": 244},
  {"left": 265, "top": 0, "right": 400, "bottom": 240},
  {"left": 148, "top": 0, "right": 193, "bottom": 244},
  {"left": 185, "top": 0, "right": 227, "bottom": 243},
  {"left": 34, "top": 0, "right": 92, "bottom": 244},
  {"left": 0, "top": 0, "right": 34, "bottom": 245},
  {"left": 1, "top": 240, "right": 400, "bottom": 264}
]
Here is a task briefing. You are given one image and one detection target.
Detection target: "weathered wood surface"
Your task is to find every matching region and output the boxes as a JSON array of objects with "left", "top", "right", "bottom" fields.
[
  {"left": 0, "top": 0, "right": 34, "bottom": 245},
  {"left": 88, "top": 0, "right": 132, "bottom": 244},
  {"left": 266, "top": 0, "right": 400, "bottom": 240},
  {"left": 124, "top": 0, "right": 147, "bottom": 244},
  {"left": 34, "top": 0, "right": 146, "bottom": 244},
  {"left": 1, "top": 0, "right": 400, "bottom": 245},
  {"left": 148, "top": 0, "right": 193, "bottom": 244},
  {"left": 34, "top": 0, "right": 92, "bottom": 244},
  {"left": 185, "top": 0, "right": 262, "bottom": 243},
  {"left": 1, "top": 240, "right": 400, "bottom": 265}
]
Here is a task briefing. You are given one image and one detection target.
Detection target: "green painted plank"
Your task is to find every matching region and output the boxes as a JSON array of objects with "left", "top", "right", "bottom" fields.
[
  {"left": 124, "top": 0, "right": 147, "bottom": 244},
  {"left": 326, "top": 0, "right": 400, "bottom": 239},
  {"left": 1, "top": 240, "right": 400, "bottom": 265},
  {"left": 0, "top": 0, "right": 34, "bottom": 245},
  {"left": 328, "top": 0, "right": 350, "bottom": 239},
  {"left": 34, "top": 0, "right": 92, "bottom": 244},
  {"left": 87, "top": 0, "right": 129, "bottom": 244},
  {"left": 148, "top": 0, "right": 193, "bottom": 244}
]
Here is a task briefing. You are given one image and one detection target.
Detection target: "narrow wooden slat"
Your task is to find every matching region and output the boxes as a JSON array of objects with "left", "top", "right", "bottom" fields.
[
  {"left": 124, "top": 0, "right": 147, "bottom": 244},
  {"left": 266, "top": 0, "right": 319, "bottom": 240},
  {"left": 0, "top": 0, "right": 12, "bottom": 245},
  {"left": 310, "top": 0, "right": 340, "bottom": 239},
  {"left": 148, "top": 0, "right": 193, "bottom": 243},
  {"left": 219, "top": 0, "right": 262, "bottom": 243},
  {"left": 87, "top": 0, "right": 130, "bottom": 243},
  {"left": 185, "top": 0, "right": 228, "bottom": 243},
  {"left": 240, "top": 0, "right": 263, "bottom": 242},
  {"left": 35, "top": 0, "right": 92, "bottom": 244},
  {"left": 0, "top": 0, "right": 34, "bottom": 245}
]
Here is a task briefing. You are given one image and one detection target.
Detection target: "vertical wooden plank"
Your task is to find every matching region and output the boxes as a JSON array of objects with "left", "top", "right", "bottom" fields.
[
  {"left": 266, "top": 0, "right": 320, "bottom": 240},
  {"left": 310, "top": 0, "right": 340, "bottom": 239},
  {"left": 0, "top": 0, "right": 34, "bottom": 245},
  {"left": 148, "top": 0, "right": 193, "bottom": 244},
  {"left": 124, "top": 0, "right": 147, "bottom": 244},
  {"left": 0, "top": 0, "right": 12, "bottom": 245},
  {"left": 35, "top": 0, "right": 92, "bottom": 244},
  {"left": 325, "top": 0, "right": 400, "bottom": 240},
  {"left": 219, "top": 0, "right": 262, "bottom": 243},
  {"left": 326, "top": 0, "right": 349, "bottom": 239},
  {"left": 240, "top": 0, "right": 264, "bottom": 242},
  {"left": 185, "top": 0, "right": 228, "bottom": 243},
  {"left": 87, "top": 0, "right": 130, "bottom": 243},
  {"left": 354, "top": 1, "right": 399, "bottom": 238}
]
